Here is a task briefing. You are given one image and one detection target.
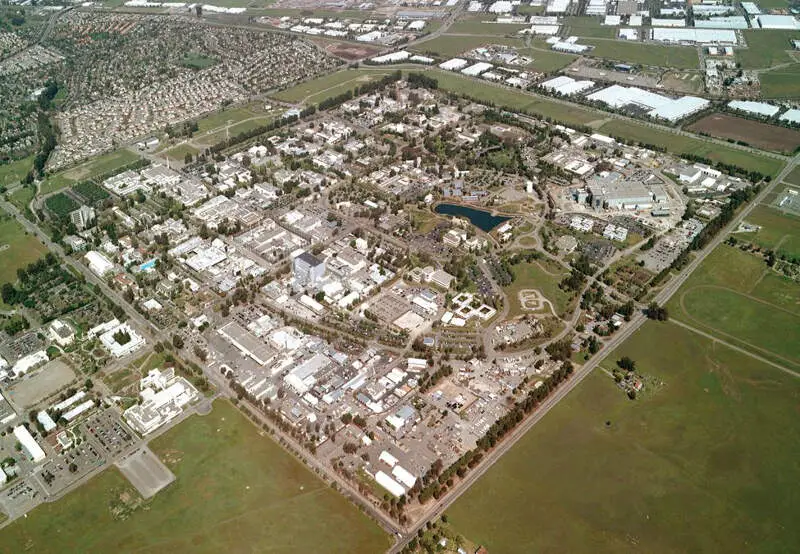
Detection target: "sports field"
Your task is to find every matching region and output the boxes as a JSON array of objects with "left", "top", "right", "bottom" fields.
[
  {"left": 0, "top": 400, "right": 389, "bottom": 553},
  {"left": 584, "top": 39, "right": 699, "bottom": 69},
  {"left": 686, "top": 112, "right": 800, "bottom": 153},
  {"left": 448, "top": 321, "right": 800, "bottom": 553},
  {"left": 666, "top": 244, "right": 800, "bottom": 368},
  {"left": 0, "top": 216, "right": 48, "bottom": 285}
]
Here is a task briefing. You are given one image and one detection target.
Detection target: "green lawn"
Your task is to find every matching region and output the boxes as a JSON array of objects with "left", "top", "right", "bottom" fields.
[
  {"left": 738, "top": 30, "right": 799, "bottom": 69},
  {"left": 584, "top": 39, "right": 699, "bottom": 69},
  {"left": 40, "top": 150, "right": 141, "bottom": 195},
  {"left": 746, "top": 204, "right": 800, "bottom": 259},
  {"left": 759, "top": 64, "right": 800, "bottom": 99},
  {"left": 163, "top": 143, "right": 199, "bottom": 162},
  {"left": 598, "top": 120, "right": 784, "bottom": 178},
  {"left": 0, "top": 400, "right": 390, "bottom": 553},
  {"left": 504, "top": 260, "right": 572, "bottom": 318},
  {"left": 181, "top": 51, "right": 217, "bottom": 70},
  {"left": 448, "top": 321, "right": 800, "bottom": 553},
  {"left": 0, "top": 216, "right": 48, "bottom": 285},
  {"left": 0, "top": 156, "right": 33, "bottom": 186},
  {"left": 666, "top": 244, "right": 800, "bottom": 367}
]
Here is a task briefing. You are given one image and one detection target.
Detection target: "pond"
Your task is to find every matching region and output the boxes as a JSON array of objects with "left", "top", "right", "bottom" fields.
[{"left": 434, "top": 203, "right": 511, "bottom": 232}]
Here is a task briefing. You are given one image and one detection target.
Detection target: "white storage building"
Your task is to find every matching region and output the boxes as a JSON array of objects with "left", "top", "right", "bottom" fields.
[
  {"left": 779, "top": 109, "right": 800, "bottom": 125},
  {"left": 85, "top": 250, "right": 115, "bottom": 277},
  {"left": 651, "top": 28, "right": 737, "bottom": 45},
  {"left": 694, "top": 16, "right": 749, "bottom": 29},
  {"left": 439, "top": 58, "right": 469, "bottom": 71},
  {"left": 14, "top": 425, "right": 45, "bottom": 463},
  {"left": 375, "top": 470, "right": 406, "bottom": 497},
  {"left": 541, "top": 75, "right": 595, "bottom": 95},
  {"left": 461, "top": 62, "right": 494, "bottom": 76},
  {"left": 649, "top": 96, "right": 710, "bottom": 122},
  {"left": 728, "top": 100, "right": 780, "bottom": 117},
  {"left": 370, "top": 51, "right": 411, "bottom": 63},
  {"left": 756, "top": 15, "right": 800, "bottom": 29}
]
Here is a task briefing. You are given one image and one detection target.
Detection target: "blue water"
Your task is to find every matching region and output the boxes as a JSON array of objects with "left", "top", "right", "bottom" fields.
[
  {"left": 140, "top": 259, "right": 157, "bottom": 271},
  {"left": 434, "top": 203, "right": 510, "bottom": 232}
]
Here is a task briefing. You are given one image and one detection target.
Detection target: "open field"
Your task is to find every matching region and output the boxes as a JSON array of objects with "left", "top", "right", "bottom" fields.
[
  {"left": 759, "top": 64, "right": 800, "bottom": 99},
  {"left": 564, "top": 16, "right": 617, "bottom": 39},
  {"left": 584, "top": 39, "right": 699, "bottom": 69},
  {"left": 0, "top": 216, "right": 48, "bottom": 285},
  {"left": 8, "top": 186, "right": 34, "bottom": 212},
  {"left": 504, "top": 260, "right": 571, "bottom": 318},
  {"left": 163, "top": 143, "right": 200, "bottom": 162},
  {"left": 686, "top": 112, "right": 800, "bottom": 153},
  {"left": 598, "top": 119, "right": 784, "bottom": 177},
  {"left": 40, "top": 149, "right": 141, "bottom": 195},
  {"left": 447, "top": 20, "right": 530, "bottom": 36},
  {"left": 448, "top": 321, "right": 800, "bottom": 553},
  {"left": 0, "top": 400, "right": 390, "bottom": 553},
  {"left": 323, "top": 41, "right": 381, "bottom": 61},
  {"left": 666, "top": 244, "right": 800, "bottom": 367},
  {"left": 273, "top": 69, "right": 395, "bottom": 104},
  {"left": 785, "top": 166, "right": 800, "bottom": 185},
  {"left": 745, "top": 203, "right": 800, "bottom": 259},
  {"left": 0, "top": 156, "right": 33, "bottom": 186},
  {"left": 738, "top": 30, "right": 798, "bottom": 69}
]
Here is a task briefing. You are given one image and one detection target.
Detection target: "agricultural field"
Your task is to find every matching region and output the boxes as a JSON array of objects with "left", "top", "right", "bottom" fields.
[
  {"left": 666, "top": 244, "right": 800, "bottom": 368},
  {"left": 598, "top": 119, "right": 784, "bottom": 177},
  {"left": 584, "top": 39, "right": 699, "bottom": 69},
  {"left": 0, "top": 156, "right": 33, "bottom": 186},
  {"left": 759, "top": 64, "right": 800, "bottom": 99},
  {"left": 0, "top": 400, "right": 390, "bottom": 553},
  {"left": 72, "top": 181, "right": 110, "bottom": 205},
  {"left": 686, "top": 113, "right": 800, "bottom": 153},
  {"left": 448, "top": 321, "right": 800, "bottom": 553},
  {"left": 504, "top": 259, "right": 572, "bottom": 318},
  {"left": 785, "top": 166, "right": 800, "bottom": 186},
  {"left": 39, "top": 149, "right": 141, "bottom": 195},
  {"left": 0, "top": 216, "right": 48, "bottom": 285}
]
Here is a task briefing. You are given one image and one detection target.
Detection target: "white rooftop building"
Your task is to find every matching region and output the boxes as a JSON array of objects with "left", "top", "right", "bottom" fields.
[
  {"left": 756, "top": 15, "right": 800, "bottom": 30},
  {"left": 124, "top": 368, "right": 198, "bottom": 435},
  {"left": 728, "top": 100, "right": 780, "bottom": 117},
  {"left": 98, "top": 321, "right": 145, "bottom": 358},
  {"left": 85, "top": 250, "right": 115, "bottom": 277},
  {"left": 14, "top": 425, "right": 45, "bottom": 463}
]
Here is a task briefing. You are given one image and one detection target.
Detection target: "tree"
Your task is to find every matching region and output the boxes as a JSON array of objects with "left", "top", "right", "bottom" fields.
[
  {"left": 172, "top": 334, "right": 185, "bottom": 349},
  {"left": 184, "top": 152, "right": 193, "bottom": 165},
  {"left": 645, "top": 302, "right": 668, "bottom": 321},
  {"left": 617, "top": 356, "right": 636, "bottom": 371}
]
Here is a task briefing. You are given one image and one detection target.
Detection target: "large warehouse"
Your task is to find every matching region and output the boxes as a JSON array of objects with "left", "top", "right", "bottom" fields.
[
  {"left": 585, "top": 85, "right": 709, "bottom": 122},
  {"left": 651, "top": 28, "right": 737, "bottom": 45}
]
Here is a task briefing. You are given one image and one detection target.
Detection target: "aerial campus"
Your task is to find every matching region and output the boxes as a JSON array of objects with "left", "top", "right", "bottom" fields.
[{"left": 0, "top": 0, "right": 798, "bottom": 552}]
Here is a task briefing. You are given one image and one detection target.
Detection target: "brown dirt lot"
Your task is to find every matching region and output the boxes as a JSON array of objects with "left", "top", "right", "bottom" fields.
[
  {"left": 323, "top": 41, "right": 381, "bottom": 61},
  {"left": 686, "top": 113, "right": 800, "bottom": 153}
]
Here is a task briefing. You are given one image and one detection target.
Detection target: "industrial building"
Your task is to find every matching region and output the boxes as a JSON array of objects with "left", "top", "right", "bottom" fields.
[
  {"left": 651, "top": 27, "right": 737, "bottom": 45},
  {"left": 728, "top": 100, "right": 780, "bottom": 117},
  {"left": 540, "top": 75, "right": 595, "bottom": 96},
  {"left": 756, "top": 15, "right": 800, "bottom": 30},
  {"left": 124, "top": 368, "right": 199, "bottom": 435},
  {"left": 84, "top": 250, "right": 115, "bottom": 276}
]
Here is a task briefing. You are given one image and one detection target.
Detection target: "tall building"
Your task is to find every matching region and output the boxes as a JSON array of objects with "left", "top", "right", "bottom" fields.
[
  {"left": 293, "top": 251, "right": 325, "bottom": 287},
  {"left": 70, "top": 205, "right": 96, "bottom": 230}
]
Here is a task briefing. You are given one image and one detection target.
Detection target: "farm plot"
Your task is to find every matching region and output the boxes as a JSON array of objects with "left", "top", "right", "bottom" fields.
[{"left": 686, "top": 113, "right": 800, "bottom": 153}]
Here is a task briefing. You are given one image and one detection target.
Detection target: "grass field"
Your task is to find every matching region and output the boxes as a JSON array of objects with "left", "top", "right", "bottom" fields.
[
  {"left": 0, "top": 156, "right": 33, "bottom": 186},
  {"left": 273, "top": 69, "right": 395, "bottom": 104},
  {"left": 504, "top": 260, "right": 572, "bottom": 317},
  {"left": 180, "top": 51, "right": 217, "bottom": 70},
  {"left": 40, "top": 149, "right": 141, "bottom": 195},
  {"left": 759, "top": 64, "right": 800, "bottom": 99},
  {"left": 0, "top": 216, "right": 47, "bottom": 285},
  {"left": 745, "top": 203, "right": 800, "bottom": 259},
  {"left": 738, "top": 30, "right": 799, "bottom": 69},
  {"left": 666, "top": 244, "right": 800, "bottom": 367},
  {"left": 163, "top": 143, "right": 200, "bottom": 162},
  {"left": 598, "top": 119, "right": 784, "bottom": 178},
  {"left": 785, "top": 166, "right": 800, "bottom": 185},
  {"left": 564, "top": 16, "right": 617, "bottom": 39},
  {"left": 448, "top": 321, "right": 800, "bottom": 553},
  {"left": 447, "top": 20, "right": 530, "bottom": 36},
  {"left": 8, "top": 185, "right": 34, "bottom": 212},
  {"left": 584, "top": 39, "right": 699, "bottom": 69},
  {"left": 0, "top": 400, "right": 390, "bottom": 553}
]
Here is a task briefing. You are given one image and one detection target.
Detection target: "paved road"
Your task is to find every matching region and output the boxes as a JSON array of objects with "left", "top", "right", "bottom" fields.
[{"left": 388, "top": 152, "right": 800, "bottom": 553}]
